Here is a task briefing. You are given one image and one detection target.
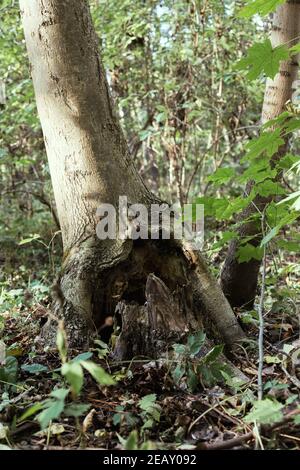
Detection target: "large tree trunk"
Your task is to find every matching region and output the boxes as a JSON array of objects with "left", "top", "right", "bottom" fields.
[
  {"left": 220, "top": 1, "right": 300, "bottom": 309},
  {"left": 20, "top": 0, "right": 244, "bottom": 356}
]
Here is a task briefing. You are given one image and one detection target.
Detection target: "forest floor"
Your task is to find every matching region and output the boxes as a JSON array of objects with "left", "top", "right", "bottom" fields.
[{"left": 0, "top": 254, "right": 299, "bottom": 451}]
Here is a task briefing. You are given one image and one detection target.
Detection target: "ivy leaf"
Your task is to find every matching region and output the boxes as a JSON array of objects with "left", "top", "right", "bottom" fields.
[
  {"left": 238, "top": 0, "right": 286, "bottom": 18},
  {"left": 235, "top": 39, "right": 289, "bottom": 80},
  {"left": 244, "top": 398, "right": 284, "bottom": 425}
]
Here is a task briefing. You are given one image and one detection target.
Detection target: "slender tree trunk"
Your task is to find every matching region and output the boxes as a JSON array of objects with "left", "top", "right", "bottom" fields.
[
  {"left": 220, "top": 1, "right": 300, "bottom": 309},
  {"left": 20, "top": 0, "right": 244, "bottom": 354}
]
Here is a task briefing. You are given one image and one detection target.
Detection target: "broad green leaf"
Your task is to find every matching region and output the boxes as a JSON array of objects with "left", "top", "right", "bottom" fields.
[
  {"left": 243, "top": 129, "right": 284, "bottom": 161},
  {"left": 244, "top": 399, "right": 284, "bottom": 425},
  {"left": 37, "top": 399, "right": 65, "bottom": 430},
  {"left": 81, "top": 361, "right": 115, "bottom": 386},
  {"left": 253, "top": 180, "right": 285, "bottom": 198},
  {"left": 50, "top": 388, "right": 69, "bottom": 401},
  {"left": 207, "top": 168, "right": 235, "bottom": 184},
  {"left": 237, "top": 243, "right": 263, "bottom": 262},
  {"left": 139, "top": 394, "right": 157, "bottom": 412},
  {"left": 203, "top": 344, "right": 224, "bottom": 364},
  {"left": 187, "top": 331, "right": 206, "bottom": 356},
  {"left": 238, "top": 0, "right": 286, "bottom": 18},
  {"left": 235, "top": 39, "right": 289, "bottom": 80},
  {"left": 61, "top": 362, "right": 84, "bottom": 396},
  {"left": 64, "top": 403, "right": 90, "bottom": 417}
]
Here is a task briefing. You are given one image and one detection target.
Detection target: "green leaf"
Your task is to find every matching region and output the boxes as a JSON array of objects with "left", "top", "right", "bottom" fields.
[
  {"left": 61, "top": 362, "right": 84, "bottom": 396},
  {"left": 50, "top": 388, "right": 69, "bottom": 401},
  {"left": 139, "top": 394, "right": 157, "bottom": 412},
  {"left": 172, "top": 364, "right": 185, "bottom": 384},
  {"left": 70, "top": 352, "right": 93, "bottom": 363},
  {"left": 207, "top": 168, "right": 235, "bottom": 184},
  {"left": 278, "top": 190, "right": 300, "bottom": 211},
  {"left": 37, "top": 399, "right": 65, "bottom": 430},
  {"left": 238, "top": 0, "right": 286, "bottom": 18},
  {"left": 293, "top": 414, "right": 300, "bottom": 425},
  {"left": 203, "top": 344, "right": 224, "bottom": 364},
  {"left": 187, "top": 331, "right": 206, "bottom": 356},
  {"left": 21, "top": 364, "right": 48, "bottom": 375},
  {"left": 64, "top": 403, "right": 90, "bottom": 417},
  {"left": 19, "top": 402, "right": 44, "bottom": 422},
  {"left": 18, "top": 234, "right": 40, "bottom": 245},
  {"left": 0, "top": 356, "right": 18, "bottom": 385},
  {"left": 172, "top": 343, "right": 187, "bottom": 355},
  {"left": 253, "top": 180, "right": 285, "bottom": 197},
  {"left": 187, "top": 367, "right": 198, "bottom": 392},
  {"left": 244, "top": 129, "right": 284, "bottom": 161},
  {"left": 235, "top": 39, "right": 289, "bottom": 80},
  {"left": 119, "top": 430, "right": 139, "bottom": 450},
  {"left": 81, "top": 361, "right": 115, "bottom": 386},
  {"left": 244, "top": 399, "right": 284, "bottom": 425},
  {"left": 237, "top": 244, "right": 263, "bottom": 262},
  {"left": 260, "top": 227, "right": 278, "bottom": 246},
  {"left": 56, "top": 329, "right": 67, "bottom": 363}
]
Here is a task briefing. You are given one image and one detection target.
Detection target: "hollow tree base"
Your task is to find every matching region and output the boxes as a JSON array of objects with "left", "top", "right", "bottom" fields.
[{"left": 40, "top": 237, "right": 245, "bottom": 356}]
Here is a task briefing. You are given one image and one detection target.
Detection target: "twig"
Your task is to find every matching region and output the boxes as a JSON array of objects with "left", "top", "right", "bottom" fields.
[{"left": 203, "top": 431, "right": 254, "bottom": 450}]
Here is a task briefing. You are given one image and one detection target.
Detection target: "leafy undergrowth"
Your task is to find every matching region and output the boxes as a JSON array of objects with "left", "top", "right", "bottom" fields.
[{"left": 0, "top": 260, "right": 299, "bottom": 451}]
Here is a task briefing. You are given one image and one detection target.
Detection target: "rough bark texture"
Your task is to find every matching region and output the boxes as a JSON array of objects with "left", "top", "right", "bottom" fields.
[
  {"left": 20, "top": 0, "right": 244, "bottom": 355},
  {"left": 220, "top": 1, "right": 300, "bottom": 309}
]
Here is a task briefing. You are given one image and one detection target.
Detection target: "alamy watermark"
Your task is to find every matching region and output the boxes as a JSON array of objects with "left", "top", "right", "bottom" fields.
[{"left": 96, "top": 196, "right": 204, "bottom": 251}]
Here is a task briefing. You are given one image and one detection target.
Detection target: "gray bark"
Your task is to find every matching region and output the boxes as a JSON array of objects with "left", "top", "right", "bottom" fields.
[{"left": 20, "top": 0, "right": 244, "bottom": 352}]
